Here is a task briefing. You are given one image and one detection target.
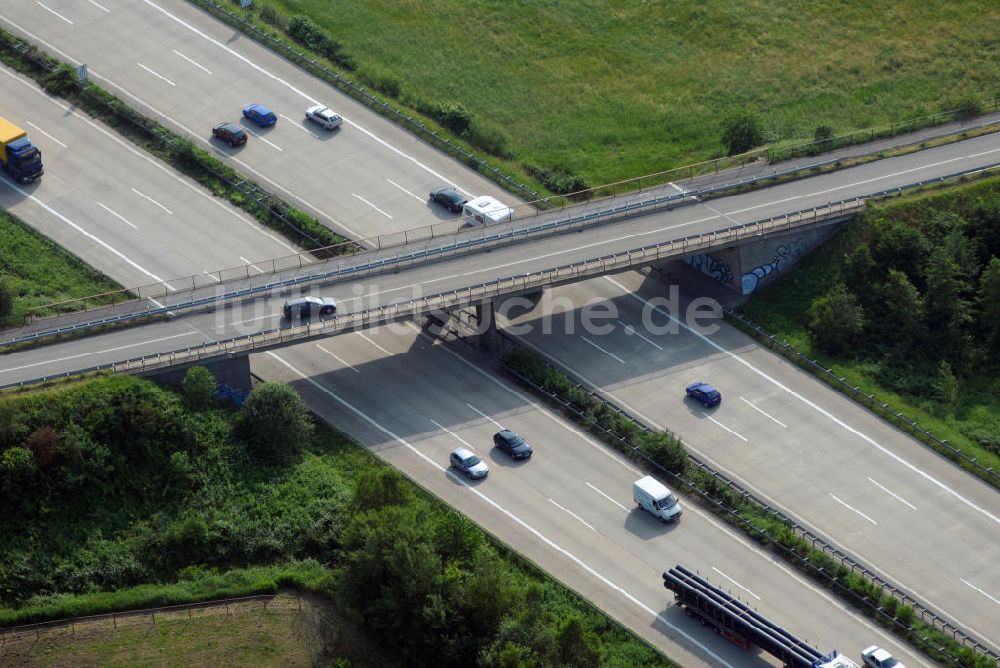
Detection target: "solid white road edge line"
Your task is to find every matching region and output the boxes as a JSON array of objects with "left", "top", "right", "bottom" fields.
[{"left": 264, "top": 350, "right": 734, "bottom": 667}]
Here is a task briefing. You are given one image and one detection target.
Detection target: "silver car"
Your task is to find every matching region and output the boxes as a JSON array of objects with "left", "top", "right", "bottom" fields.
[
  {"left": 449, "top": 447, "right": 489, "bottom": 480},
  {"left": 305, "top": 105, "right": 343, "bottom": 130}
]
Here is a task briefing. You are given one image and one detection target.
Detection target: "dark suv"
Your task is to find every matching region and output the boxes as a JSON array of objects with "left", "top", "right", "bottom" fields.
[
  {"left": 493, "top": 430, "right": 533, "bottom": 459},
  {"left": 282, "top": 296, "right": 337, "bottom": 320},
  {"left": 212, "top": 123, "right": 247, "bottom": 147}
]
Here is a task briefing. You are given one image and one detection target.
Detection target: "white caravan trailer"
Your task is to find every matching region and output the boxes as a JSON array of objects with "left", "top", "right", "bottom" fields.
[{"left": 463, "top": 195, "right": 515, "bottom": 225}]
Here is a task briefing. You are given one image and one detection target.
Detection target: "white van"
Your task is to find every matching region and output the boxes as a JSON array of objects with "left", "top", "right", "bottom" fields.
[
  {"left": 463, "top": 195, "right": 515, "bottom": 225},
  {"left": 633, "top": 476, "right": 683, "bottom": 522}
]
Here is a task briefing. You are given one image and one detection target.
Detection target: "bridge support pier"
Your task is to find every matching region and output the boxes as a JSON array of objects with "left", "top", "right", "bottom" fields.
[
  {"left": 142, "top": 354, "right": 253, "bottom": 393},
  {"left": 475, "top": 300, "right": 502, "bottom": 353}
]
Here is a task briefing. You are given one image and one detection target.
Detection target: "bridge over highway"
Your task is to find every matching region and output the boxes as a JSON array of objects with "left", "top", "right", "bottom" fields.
[{"left": 3, "top": 133, "right": 1000, "bottom": 389}]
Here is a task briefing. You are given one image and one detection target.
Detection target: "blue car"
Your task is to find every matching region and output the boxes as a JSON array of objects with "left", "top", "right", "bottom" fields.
[
  {"left": 242, "top": 104, "right": 277, "bottom": 127},
  {"left": 686, "top": 382, "right": 721, "bottom": 408}
]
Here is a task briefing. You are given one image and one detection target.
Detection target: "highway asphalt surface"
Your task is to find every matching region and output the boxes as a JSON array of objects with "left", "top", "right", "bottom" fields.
[
  {"left": 0, "top": 1, "right": 995, "bottom": 663},
  {"left": 5, "top": 130, "right": 1000, "bottom": 380},
  {"left": 503, "top": 269, "right": 1000, "bottom": 650},
  {"left": 0, "top": 0, "right": 519, "bottom": 241},
  {"left": 0, "top": 63, "right": 297, "bottom": 289},
  {"left": 251, "top": 326, "right": 930, "bottom": 668}
]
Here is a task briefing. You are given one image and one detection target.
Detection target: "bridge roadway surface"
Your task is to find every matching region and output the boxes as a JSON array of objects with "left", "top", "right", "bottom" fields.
[
  {"left": 4, "top": 129, "right": 1000, "bottom": 376},
  {"left": 0, "top": 0, "right": 518, "bottom": 241},
  {"left": 251, "top": 325, "right": 931, "bottom": 668},
  {"left": 0, "top": 1, "right": 996, "bottom": 661}
]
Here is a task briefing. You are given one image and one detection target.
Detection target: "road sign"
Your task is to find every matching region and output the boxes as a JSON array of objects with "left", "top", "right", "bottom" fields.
[
  {"left": 76, "top": 63, "right": 88, "bottom": 82},
  {"left": 239, "top": 0, "right": 252, "bottom": 7}
]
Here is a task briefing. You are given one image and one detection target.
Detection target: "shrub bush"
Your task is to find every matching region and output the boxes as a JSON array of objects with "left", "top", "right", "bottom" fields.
[
  {"left": 182, "top": 366, "right": 217, "bottom": 410},
  {"left": 0, "top": 276, "right": 12, "bottom": 319},
  {"left": 721, "top": 111, "right": 764, "bottom": 156},
  {"left": 236, "top": 382, "right": 313, "bottom": 460}
]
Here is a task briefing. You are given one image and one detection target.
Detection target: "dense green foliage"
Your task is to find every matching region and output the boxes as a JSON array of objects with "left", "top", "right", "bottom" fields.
[
  {"left": 738, "top": 177, "right": 1000, "bottom": 474},
  {"left": 0, "top": 375, "right": 668, "bottom": 666},
  {"left": 237, "top": 0, "right": 997, "bottom": 186},
  {"left": 0, "top": 210, "right": 121, "bottom": 324}
]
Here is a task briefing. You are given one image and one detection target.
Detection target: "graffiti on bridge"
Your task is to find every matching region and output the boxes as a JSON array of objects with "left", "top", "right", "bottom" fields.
[
  {"left": 741, "top": 239, "right": 806, "bottom": 294},
  {"left": 685, "top": 252, "right": 734, "bottom": 285}
]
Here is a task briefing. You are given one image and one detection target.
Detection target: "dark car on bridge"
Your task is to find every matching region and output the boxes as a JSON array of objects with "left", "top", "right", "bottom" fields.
[
  {"left": 685, "top": 382, "right": 721, "bottom": 408},
  {"left": 429, "top": 186, "right": 467, "bottom": 213},
  {"left": 493, "top": 430, "right": 533, "bottom": 460},
  {"left": 282, "top": 296, "right": 337, "bottom": 320}
]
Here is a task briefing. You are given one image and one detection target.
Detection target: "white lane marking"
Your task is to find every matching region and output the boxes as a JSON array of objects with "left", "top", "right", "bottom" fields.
[
  {"left": 580, "top": 335, "right": 625, "bottom": 364},
  {"left": 243, "top": 127, "right": 283, "bottom": 151},
  {"left": 430, "top": 419, "right": 477, "bottom": 450},
  {"left": 316, "top": 343, "right": 359, "bottom": 374},
  {"left": 668, "top": 182, "right": 688, "bottom": 195},
  {"left": 87, "top": 0, "right": 110, "bottom": 13},
  {"left": 0, "top": 331, "right": 198, "bottom": 375},
  {"left": 217, "top": 313, "right": 279, "bottom": 329},
  {"left": 136, "top": 62, "right": 175, "bottom": 87},
  {"left": 36, "top": 2, "right": 73, "bottom": 24},
  {"left": 406, "top": 323, "right": 640, "bottom": 474},
  {"left": 711, "top": 567, "right": 761, "bottom": 601},
  {"left": 705, "top": 415, "right": 748, "bottom": 442},
  {"left": 26, "top": 121, "right": 66, "bottom": 148},
  {"left": 386, "top": 179, "right": 425, "bottom": 202},
  {"left": 130, "top": 187, "right": 173, "bottom": 214},
  {"left": 465, "top": 402, "right": 505, "bottom": 429},
  {"left": 352, "top": 193, "right": 394, "bottom": 219},
  {"left": 587, "top": 482, "right": 630, "bottom": 512},
  {"left": 506, "top": 334, "right": 665, "bottom": 432},
  {"left": 266, "top": 351, "right": 733, "bottom": 667},
  {"left": 867, "top": 478, "right": 917, "bottom": 510},
  {"left": 139, "top": 0, "right": 477, "bottom": 197},
  {"left": 172, "top": 49, "right": 211, "bottom": 75},
  {"left": 829, "top": 493, "right": 878, "bottom": 526},
  {"left": 960, "top": 579, "right": 1000, "bottom": 608},
  {"left": 0, "top": 179, "right": 170, "bottom": 288},
  {"left": 616, "top": 320, "right": 662, "bottom": 350},
  {"left": 356, "top": 331, "right": 393, "bottom": 356},
  {"left": 96, "top": 202, "right": 137, "bottom": 230},
  {"left": 202, "top": 270, "right": 220, "bottom": 282},
  {"left": 606, "top": 275, "right": 1000, "bottom": 527},
  {"left": 739, "top": 397, "right": 787, "bottom": 428},
  {"left": 99, "top": 331, "right": 199, "bottom": 354},
  {"left": 549, "top": 498, "right": 597, "bottom": 532},
  {"left": 240, "top": 256, "right": 265, "bottom": 273},
  {"left": 0, "top": 64, "right": 297, "bottom": 256},
  {"left": 278, "top": 114, "right": 312, "bottom": 134}
]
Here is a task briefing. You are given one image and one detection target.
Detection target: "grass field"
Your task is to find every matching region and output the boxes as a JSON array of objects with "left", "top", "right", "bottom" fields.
[
  {"left": 0, "top": 594, "right": 387, "bottom": 668},
  {"left": 262, "top": 0, "right": 999, "bottom": 185},
  {"left": 0, "top": 210, "right": 120, "bottom": 322}
]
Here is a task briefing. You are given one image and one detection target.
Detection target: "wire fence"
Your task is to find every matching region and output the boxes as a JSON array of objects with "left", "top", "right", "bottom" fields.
[
  {"left": 0, "top": 594, "right": 286, "bottom": 644},
  {"left": 725, "top": 311, "right": 1000, "bottom": 489}
]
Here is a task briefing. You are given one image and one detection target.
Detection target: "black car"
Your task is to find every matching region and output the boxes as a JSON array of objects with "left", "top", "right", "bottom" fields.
[
  {"left": 212, "top": 122, "right": 247, "bottom": 147},
  {"left": 493, "top": 430, "right": 533, "bottom": 459},
  {"left": 282, "top": 296, "right": 337, "bottom": 320},
  {"left": 429, "top": 187, "right": 467, "bottom": 213}
]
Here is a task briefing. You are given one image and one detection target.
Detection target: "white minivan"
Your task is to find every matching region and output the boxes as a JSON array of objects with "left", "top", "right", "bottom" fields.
[{"left": 633, "top": 476, "right": 683, "bottom": 522}]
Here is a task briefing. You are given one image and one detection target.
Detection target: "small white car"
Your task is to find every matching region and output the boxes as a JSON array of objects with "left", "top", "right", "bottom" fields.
[
  {"left": 449, "top": 447, "right": 489, "bottom": 480},
  {"left": 305, "top": 105, "right": 343, "bottom": 130},
  {"left": 861, "top": 646, "right": 904, "bottom": 668}
]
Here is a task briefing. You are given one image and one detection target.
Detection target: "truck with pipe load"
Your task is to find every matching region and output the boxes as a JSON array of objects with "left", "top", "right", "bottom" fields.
[
  {"left": 0, "top": 116, "right": 44, "bottom": 183},
  {"left": 663, "top": 564, "right": 870, "bottom": 668}
]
